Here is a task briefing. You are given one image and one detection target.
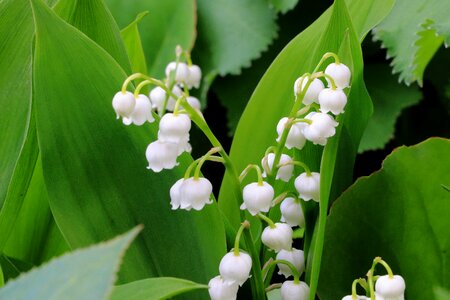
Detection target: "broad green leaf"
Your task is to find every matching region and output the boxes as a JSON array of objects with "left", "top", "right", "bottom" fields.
[
  {"left": 318, "top": 138, "right": 450, "bottom": 299},
  {"left": 3, "top": 158, "right": 69, "bottom": 265},
  {"left": 268, "top": 0, "right": 299, "bottom": 14},
  {"left": 194, "top": 0, "right": 278, "bottom": 76},
  {"left": 120, "top": 12, "right": 148, "bottom": 74},
  {"left": 105, "top": 0, "right": 196, "bottom": 78},
  {"left": 0, "top": 265, "right": 3, "bottom": 287},
  {"left": 111, "top": 277, "right": 208, "bottom": 300},
  {"left": 54, "top": 0, "right": 131, "bottom": 72},
  {"left": 31, "top": 0, "right": 225, "bottom": 287},
  {"left": 0, "top": 0, "right": 34, "bottom": 206},
  {"left": 359, "top": 64, "right": 422, "bottom": 152},
  {"left": 0, "top": 255, "right": 32, "bottom": 282},
  {"left": 435, "top": 287, "right": 450, "bottom": 300},
  {"left": 373, "top": 0, "right": 450, "bottom": 85},
  {"left": 0, "top": 227, "right": 140, "bottom": 300}
]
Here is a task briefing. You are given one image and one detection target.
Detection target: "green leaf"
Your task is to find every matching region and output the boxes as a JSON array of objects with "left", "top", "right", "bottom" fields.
[
  {"left": 318, "top": 138, "right": 450, "bottom": 299},
  {"left": 435, "top": 286, "right": 450, "bottom": 300},
  {"left": 0, "top": 255, "right": 32, "bottom": 282},
  {"left": 268, "top": 0, "right": 299, "bottom": 14},
  {"left": 267, "top": 288, "right": 282, "bottom": 300},
  {"left": 0, "top": 227, "right": 140, "bottom": 300},
  {"left": 111, "top": 277, "right": 208, "bottom": 300},
  {"left": 54, "top": 0, "right": 131, "bottom": 72},
  {"left": 359, "top": 64, "right": 422, "bottom": 152},
  {"left": 31, "top": 0, "right": 225, "bottom": 285},
  {"left": 0, "top": 0, "right": 34, "bottom": 206},
  {"left": 105, "top": 0, "right": 196, "bottom": 78},
  {"left": 194, "top": 0, "right": 278, "bottom": 76},
  {"left": 120, "top": 12, "right": 148, "bottom": 74},
  {"left": 373, "top": 0, "right": 450, "bottom": 85}
]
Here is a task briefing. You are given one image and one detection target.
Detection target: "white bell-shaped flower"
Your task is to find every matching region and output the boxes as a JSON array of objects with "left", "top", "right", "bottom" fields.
[
  {"left": 240, "top": 182, "right": 274, "bottom": 216},
  {"left": 149, "top": 85, "right": 182, "bottom": 112},
  {"left": 169, "top": 178, "right": 184, "bottom": 210},
  {"left": 165, "top": 61, "right": 190, "bottom": 83},
  {"left": 145, "top": 140, "right": 179, "bottom": 172},
  {"left": 112, "top": 91, "right": 135, "bottom": 119},
  {"left": 219, "top": 251, "right": 252, "bottom": 286},
  {"left": 302, "top": 112, "right": 338, "bottom": 146},
  {"left": 281, "top": 280, "right": 310, "bottom": 300},
  {"left": 185, "top": 96, "right": 201, "bottom": 110},
  {"left": 294, "top": 77, "right": 325, "bottom": 105},
  {"left": 276, "top": 248, "right": 305, "bottom": 278},
  {"left": 261, "top": 153, "right": 294, "bottom": 182},
  {"left": 208, "top": 276, "right": 239, "bottom": 300},
  {"left": 294, "top": 172, "right": 320, "bottom": 202},
  {"left": 280, "top": 197, "right": 305, "bottom": 227},
  {"left": 324, "top": 62, "right": 351, "bottom": 89},
  {"left": 318, "top": 88, "right": 347, "bottom": 115},
  {"left": 179, "top": 177, "right": 213, "bottom": 211},
  {"left": 158, "top": 113, "right": 191, "bottom": 143},
  {"left": 276, "top": 117, "right": 307, "bottom": 150},
  {"left": 185, "top": 64, "right": 202, "bottom": 89},
  {"left": 375, "top": 275, "right": 406, "bottom": 300},
  {"left": 261, "top": 222, "right": 293, "bottom": 252},
  {"left": 122, "top": 94, "right": 154, "bottom": 126}
]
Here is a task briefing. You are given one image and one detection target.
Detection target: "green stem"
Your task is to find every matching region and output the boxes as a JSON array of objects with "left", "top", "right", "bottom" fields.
[
  {"left": 194, "top": 147, "right": 221, "bottom": 179},
  {"left": 243, "top": 225, "right": 266, "bottom": 300},
  {"left": 351, "top": 278, "right": 359, "bottom": 300},
  {"left": 121, "top": 73, "right": 145, "bottom": 93},
  {"left": 239, "top": 164, "right": 264, "bottom": 185},
  {"left": 277, "top": 160, "right": 311, "bottom": 175},
  {"left": 376, "top": 257, "right": 394, "bottom": 278},
  {"left": 262, "top": 259, "right": 301, "bottom": 284},
  {"left": 312, "top": 52, "right": 340, "bottom": 74},
  {"left": 312, "top": 71, "right": 337, "bottom": 90},
  {"left": 367, "top": 258, "right": 378, "bottom": 300},
  {"left": 234, "top": 221, "right": 249, "bottom": 255},
  {"left": 257, "top": 213, "right": 276, "bottom": 228}
]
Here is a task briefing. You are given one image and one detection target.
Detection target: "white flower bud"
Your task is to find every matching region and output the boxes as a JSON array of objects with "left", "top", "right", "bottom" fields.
[
  {"left": 261, "top": 153, "right": 294, "bottom": 182},
  {"left": 158, "top": 113, "right": 191, "bottom": 144},
  {"left": 112, "top": 91, "right": 135, "bottom": 119},
  {"left": 281, "top": 280, "right": 310, "bottom": 300},
  {"left": 219, "top": 251, "right": 252, "bottom": 286},
  {"left": 375, "top": 275, "right": 406, "bottom": 299},
  {"left": 280, "top": 197, "right": 305, "bottom": 227},
  {"left": 185, "top": 96, "right": 201, "bottom": 110},
  {"left": 122, "top": 94, "right": 154, "bottom": 126},
  {"left": 261, "top": 223, "right": 293, "bottom": 252},
  {"left": 318, "top": 88, "right": 347, "bottom": 115},
  {"left": 276, "top": 248, "right": 305, "bottom": 278},
  {"left": 179, "top": 177, "right": 213, "bottom": 211},
  {"left": 185, "top": 64, "right": 202, "bottom": 89},
  {"left": 208, "top": 276, "right": 239, "bottom": 300},
  {"left": 276, "top": 117, "right": 307, "bottom": 150},
  {"left": 302, "top": 112, "right": 338, "bottom": 146},
  {"left": 149, "top": 85, "right": 182, "bottom": 112},
  {"left": 240, "top": 182, "right": 274, "bottom": 216},
  {"left": 324, "top": 62, "right": 351, "bottom": 89},
  {"left": 169, "top": 178, "right": 184, "bottom": 210},
  {"left": 294, "top": 77, "right": 325, "bottom": 105},
  {"left": 145, "top": 140, "right": 179, "bottom": 172},
  {"left": 165, "top": 61, "right": 190, "bottom": 83},
  {"left": 294, "top": 172, "right": 320, "bottom": 202}
]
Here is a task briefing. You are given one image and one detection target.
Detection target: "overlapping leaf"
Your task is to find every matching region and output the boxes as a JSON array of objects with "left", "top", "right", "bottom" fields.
[
  {"left": 31, "top": 0, "right": 225, "bottom": 289},
  {"left": 318, "top": 138, "right": 450, "bottom": 299},
  {"left": 373, "top": 0, "right": 450, "bottom": 85},
  {"left": 120, "top": 12, "right": 148, "bottom": 75}
]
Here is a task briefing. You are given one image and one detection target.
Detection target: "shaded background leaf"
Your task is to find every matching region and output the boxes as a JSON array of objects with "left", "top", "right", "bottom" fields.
[
  {"left": 120, "top": 12, "right": 148, "bottom": 74},
  {"left": 318, "top": 138, "right": 450, "bottom": 299}
]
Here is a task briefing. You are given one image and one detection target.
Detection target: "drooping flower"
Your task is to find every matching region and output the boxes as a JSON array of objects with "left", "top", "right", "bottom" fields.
[
  {"left": 165, "top": 61, "right": 190, "bottom": 83},
  {"left": 122, "top": 94, "right": 154, "bottom": 126},
  {"left": 276, "top": 117, "right": 307, "bottom": 150},
  {"left": 145, "top": 140, "right": 179, "bottom": 172},
  {"left": 281, "top": 280, "right": 310, "bottom": 300},
  {"left": 240, "top": 182, "right": 274, "bottom": 216},
  {"left": 276, "top": 248, "right": 305, "bottom": 278},
  {"left": 324, "top": 62, "right": 351, "bottom": 89},
  {"left": 294, "top": 77, "right": 325, "bottom": 105},
  {"left": 280, "top": 197, "right": 305, "bottom": 227},
  {"left": 261, "top": 153, "right": 294, "bottom": 182},
  {"left": 208, "top": 275, "right": 239, "bottom": 300},
  {"left": 302, "top": 112, "right": 338, "bottom": 146},
  {"left": 149, "top": 85, "right": 182, "bottom": 112},
  {"left": 318, "top": 88, "right": 347, "bottom": 115},
  {"left": 158, "top": 113, "right": 191, "bottom": 143},
  {"left": 169, "top": 178, "right": 184, "bottom": 210},
  {"left": 178, "top": 177, "right": 213, "bottom": 211},
  {"left": 375, "top": 275, "right": 406, "bottom": 300},
  {"left": 261, "top": 222, "right": 293, "bottom": 252},
  {"left": 185, "top": 64, "right": 202, "bottom": 89},
  {"left": 112, "top": 91, "right": 135, "bottom": 119},
  {"left": 294, "top": 172, "right": 320, "bottom": 202},
  {"left": 219, "top": 251, "right": 252, "bottom": 286}
]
